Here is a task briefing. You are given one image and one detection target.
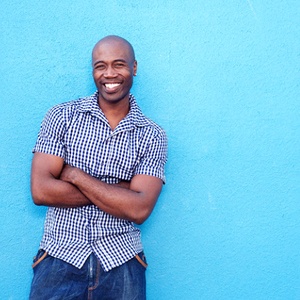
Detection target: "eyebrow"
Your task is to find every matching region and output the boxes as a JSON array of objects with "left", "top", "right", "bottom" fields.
[{"left": 93, "top": 59, "right": 127, "bottom": 67}]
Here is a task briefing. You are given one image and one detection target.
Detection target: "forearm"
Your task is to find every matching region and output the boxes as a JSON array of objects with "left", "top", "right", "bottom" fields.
[
  {"left": 31, "top": 152, "right": 92, "bottom": 208},
  {"left": 31, "top": 175, "right": 91, "bottom": 208},
  {"left": 61, "top": 167, "right": 159, "bottom": 224},
  {"left": 70, "top": 171, "right": 143, "bottom": 221}
]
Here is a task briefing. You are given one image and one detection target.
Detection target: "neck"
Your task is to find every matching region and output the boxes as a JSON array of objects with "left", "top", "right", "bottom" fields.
[{"left": 98, "top": 97, "right": 130, "bottom": 130}]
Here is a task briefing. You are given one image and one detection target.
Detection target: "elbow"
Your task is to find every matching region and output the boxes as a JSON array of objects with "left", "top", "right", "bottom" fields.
[
  {"left": 129, "top": 198, "right": 158, "bottom": 224},
  {"left": 31, "top": 192, "right": 45, "bottom": 206},
  {"left": 133, "top": 217, "right": 146, "bottom": 225},
  {"left": 32, "top": 197, "right": 44, "bottom": 206},
  {"left": 31, "top": 184, "right": 47, "bottom": 206},
  {"left": 131, "top": 208, "right": 152, "bottom": 225}
]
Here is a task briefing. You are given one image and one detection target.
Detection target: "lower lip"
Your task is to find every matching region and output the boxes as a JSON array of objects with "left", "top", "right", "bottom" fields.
[{"left": 103, "top": 85, "right": 121, "bottom": 93}]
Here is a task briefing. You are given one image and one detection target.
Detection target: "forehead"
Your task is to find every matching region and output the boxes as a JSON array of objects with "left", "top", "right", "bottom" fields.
[{"left": 92, "top": 40, "right": 133, "bottom": 64}]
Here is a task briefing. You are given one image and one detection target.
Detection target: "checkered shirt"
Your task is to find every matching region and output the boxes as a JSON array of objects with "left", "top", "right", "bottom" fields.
[{"left": 33, "top": 92, "right": 167, "bottom": 271}]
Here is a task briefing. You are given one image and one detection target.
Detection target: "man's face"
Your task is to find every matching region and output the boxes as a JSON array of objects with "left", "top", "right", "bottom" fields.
[{"left": 92, "top": 40, "right": 137, "bottom": 105}]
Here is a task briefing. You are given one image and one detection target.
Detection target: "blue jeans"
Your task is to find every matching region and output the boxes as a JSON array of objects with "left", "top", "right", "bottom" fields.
[{"left": 29, "top": 250, "right": 147, "bottom": 300}]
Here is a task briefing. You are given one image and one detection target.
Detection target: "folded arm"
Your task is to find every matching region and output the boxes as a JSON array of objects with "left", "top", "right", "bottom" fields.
[
  {"left": 60, "top": 165, "right": 163, "bottom": 224},
  {"left": 31, "top": 152, "right": 92, "bottom": 208}
]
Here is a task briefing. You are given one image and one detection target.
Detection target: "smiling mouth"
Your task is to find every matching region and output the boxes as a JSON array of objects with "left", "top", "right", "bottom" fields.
[{"left": 104, "top": 83, "right": 121, "bottom": 90}]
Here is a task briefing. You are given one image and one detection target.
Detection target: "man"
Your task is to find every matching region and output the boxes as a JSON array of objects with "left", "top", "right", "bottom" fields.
[{"left": 29, "top": 35, "right": 167, "bottom": 299}]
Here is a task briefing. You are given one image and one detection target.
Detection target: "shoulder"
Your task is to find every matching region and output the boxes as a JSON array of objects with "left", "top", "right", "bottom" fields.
[
  {"left": 130, "top": 94, "right": 167, "bottom": 140},
  {"left": 142, "top": 116, "right": 167, "bottom": 139},
  {"left": 44, "top": 94, "right": 94, "bottom": 122},
  {"left": 46, "top": 97, "right": 84, "bottom": 114},
  {"left": 136, "top": 116, "right": 168, "bottom": 153}
]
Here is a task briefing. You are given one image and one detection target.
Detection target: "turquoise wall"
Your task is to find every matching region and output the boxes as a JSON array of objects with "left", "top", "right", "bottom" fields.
[{"left": 1, "top": 1, "right": 299, "bottom": 299}]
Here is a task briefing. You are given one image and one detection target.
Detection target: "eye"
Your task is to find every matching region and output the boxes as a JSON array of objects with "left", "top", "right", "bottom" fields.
[
  {"left": 114, "top": 62, "right": 126, "bottom": 68},
  {"left": 94, "top": 64, "right": 106, "bottom": 70}
]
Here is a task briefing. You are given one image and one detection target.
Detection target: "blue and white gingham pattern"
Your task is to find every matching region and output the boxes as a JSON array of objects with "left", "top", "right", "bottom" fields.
[{"left": 33, "top": 92, "right": 167, "bottom": 271}]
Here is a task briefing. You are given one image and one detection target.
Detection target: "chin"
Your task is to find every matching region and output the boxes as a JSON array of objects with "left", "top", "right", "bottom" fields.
[{"left": 99, "top": 91, "right": 130, "bottom": 104}]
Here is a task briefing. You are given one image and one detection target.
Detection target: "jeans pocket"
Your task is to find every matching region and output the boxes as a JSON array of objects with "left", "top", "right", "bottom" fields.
[
  {"left": 32, "top": 250, "right": 48, "bottom": 268},
  {"left": 135, "top": 252, "right": 148, "bottom": 269}
]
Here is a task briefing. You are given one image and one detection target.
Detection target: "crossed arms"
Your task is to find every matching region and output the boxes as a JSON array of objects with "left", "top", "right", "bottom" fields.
[{"left": 31, "top": 152, "right": 163, "bottom": 224}]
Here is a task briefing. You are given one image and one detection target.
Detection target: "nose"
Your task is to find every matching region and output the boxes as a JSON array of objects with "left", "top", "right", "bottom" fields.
[{"left": 104, "top": 65, "right": 117, "bottom": 77}]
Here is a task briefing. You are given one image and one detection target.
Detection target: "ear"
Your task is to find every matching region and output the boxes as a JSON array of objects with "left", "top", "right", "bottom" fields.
[{"left": 133, "top": 60, "right": 138, "bottom": 76}]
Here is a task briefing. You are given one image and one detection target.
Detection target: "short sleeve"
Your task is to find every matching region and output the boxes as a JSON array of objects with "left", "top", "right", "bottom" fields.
[
  {"left": 33, "top": 105, "right": 66, "bottom": 158},
  {"left": 134, "top": 129, "right": 168, "bottom": 183}
]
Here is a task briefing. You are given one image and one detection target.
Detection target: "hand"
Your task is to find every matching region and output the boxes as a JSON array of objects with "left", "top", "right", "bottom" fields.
[{"left": 60, "top": 164, "right": 79, "bottom": 184}]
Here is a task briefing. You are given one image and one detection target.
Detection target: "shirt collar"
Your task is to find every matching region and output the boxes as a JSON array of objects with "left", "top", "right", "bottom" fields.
[{"left": 77, "top": 91, "right": 151, "bottom": 129}]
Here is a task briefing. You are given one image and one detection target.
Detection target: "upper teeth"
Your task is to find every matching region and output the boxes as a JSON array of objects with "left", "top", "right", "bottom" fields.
[{"left": 105, "top": 83, "right": 120, "bottom": 89}]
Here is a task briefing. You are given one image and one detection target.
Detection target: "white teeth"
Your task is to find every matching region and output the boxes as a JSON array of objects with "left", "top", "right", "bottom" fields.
[{"left": 105, "top": 83, "right": 120, "bottom": 89}]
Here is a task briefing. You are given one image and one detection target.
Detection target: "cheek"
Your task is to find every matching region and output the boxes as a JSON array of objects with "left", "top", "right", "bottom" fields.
[
  {"left": 123, "top": 71, "right": 134, "bottom": 81},
  {"left": 93, "top": 71, "right": 102, "bottom": 82}
]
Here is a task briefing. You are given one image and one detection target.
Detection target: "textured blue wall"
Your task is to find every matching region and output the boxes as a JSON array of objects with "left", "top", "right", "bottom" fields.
[{"left": 1, "top": 1, "right": 299, "bottom": 299}]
